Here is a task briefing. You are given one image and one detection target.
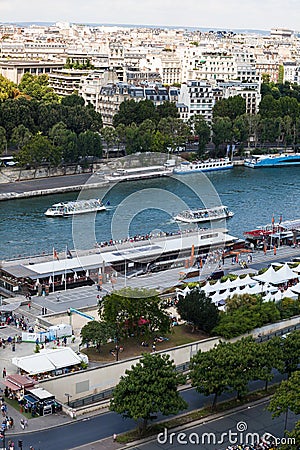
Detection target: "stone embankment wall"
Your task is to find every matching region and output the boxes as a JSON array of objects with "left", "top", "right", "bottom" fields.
[{"left": 0, "top": 154, "right": 179, "bottom": 183}]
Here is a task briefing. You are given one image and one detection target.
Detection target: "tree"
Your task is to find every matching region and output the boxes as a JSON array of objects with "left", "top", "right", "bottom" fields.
[
  {"left": 191, "top": 338, "right": 259, "bottom": 408},
  {"left": 18, "top": 73, "right": 59, "bottom": 102},
  {"left": 80, "top": 320, "right": 115, "bottom": 352},
  {"left": 0, "top": 126, "right": 7, "bottom": 155},
  {"left": 255, "top": 337, "right": 284, "bottom": 391},
  {"left": 156, "top": 101, "right": 179, "bottom": 120},
  {"left": 280, "top": 330, "right": 300, "bottom": 378},
  {"left": 16, "top": 133, "right": 61, "bottom": 167},
  {"left": 213, "top": 96, "right": 246, "bottom": 120},
  {"left": 211, "top": 117, "right": 232, "bottom": 152},
  {"left": 10, "top": 125, "right": 32, "bottom": 150},
  {"left": 176, "top": 288, "right": 219, "bottom": 333},
  {"left": 110, "top": 353, "right": 187, "bottom": 433},
  {"left": 78, "top": 130, "right": 102, "bottom": 160},
  {"left": 190, "top": 343, "right": 232, "bottom": 409},
  {"left": 268, "top": 371, "right": 300, "bottom": 418},
  {"left": 101, "top": 127, "right": 117, "bottom": 157},
  {"left": 0, "top": 74, "right": 19, "bottom": 101},
  {"left": 99, "top": 288, "right": 170, "bottom": 339},
  {"left": 61, "top": 93, "right": 85, "bottom": 107},
  {"left": 189, "top": 115, "right": 211, "bottom": 155}
]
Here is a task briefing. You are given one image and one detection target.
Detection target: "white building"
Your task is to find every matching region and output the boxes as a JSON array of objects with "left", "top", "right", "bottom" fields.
[
  {"left": 177, "top": 80, "right": 215, "bottom": 122},
  {"left": 283, "top": 61, "right": 300, "bottom": 85}
]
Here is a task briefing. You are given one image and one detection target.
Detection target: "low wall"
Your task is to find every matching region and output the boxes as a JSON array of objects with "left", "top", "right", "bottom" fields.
[
  {"left": 39, "top": 336, "right": 221, "bottom": 403},
  {"left": 38, "top": 314, "right": 300, "bottom": 405}
]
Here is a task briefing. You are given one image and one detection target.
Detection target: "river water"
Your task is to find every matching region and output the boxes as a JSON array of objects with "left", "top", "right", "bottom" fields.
[{"left": 1, "top": 166, "right": 299, "bottom": 260}]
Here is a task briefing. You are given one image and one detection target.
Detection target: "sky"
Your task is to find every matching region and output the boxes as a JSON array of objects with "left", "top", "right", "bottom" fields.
[{"left": 0, "top": 0, "right": 299, "bottom": 31}]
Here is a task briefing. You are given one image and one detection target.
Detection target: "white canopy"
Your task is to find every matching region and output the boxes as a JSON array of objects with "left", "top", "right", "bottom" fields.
[
  {"left": 290, "top": 282, "right": 300, "bottom": 294},
  {"left": 283, "top": 288, "right": 298, "bottom": 300},
  {"left": 12, "top": 347, "right": 82, "bottom": 375},
  {"left": 253, "top": 266, "right": 278, "bottom": 284},
  {"left": 232, "top": 274, "right": 257, "bottom": 288},
  {"left": 272, "top": 263, "right": 299, "bottom": 284}
]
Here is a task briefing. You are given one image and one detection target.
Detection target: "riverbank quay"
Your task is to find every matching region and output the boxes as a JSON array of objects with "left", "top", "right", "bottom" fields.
[{"left": 0, "top": 172, "right": 109, "bottom": 201}]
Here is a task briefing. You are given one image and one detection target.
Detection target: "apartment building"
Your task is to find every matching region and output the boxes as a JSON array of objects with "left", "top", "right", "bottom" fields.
[
  {"left": 283, "top": 61, "right": 300, "bottom": 84},
  {"left": 177, "top": 80, "right": 215, "bottom": 122},
  {"left": 0, "top": 60, "right": 64, "bottom": 84},
  {"left": 217, "top": 81, "right": 261, "bottom": 115}
]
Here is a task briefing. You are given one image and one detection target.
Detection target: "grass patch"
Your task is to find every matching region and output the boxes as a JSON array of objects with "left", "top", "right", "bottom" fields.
[
  {"left": 81, "top": 325, "right": 208, "bottom": 363},
  {"left": 116, "top": 384, "right": 279, "bottom": 444},
  {"left": 5, "top": 397, "right": 32, "bottom": 419}
]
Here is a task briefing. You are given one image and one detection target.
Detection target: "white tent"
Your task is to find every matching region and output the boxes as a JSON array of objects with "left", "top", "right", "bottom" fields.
[
  {"left": 12, "top": 347, "right": 83, "bottom": 375},
  {"left": 272, "top": 263, "right": 299, "bottom": 284},
  {"left": 282, "top": 288, "right": 298, "bottom": 300},
  {"left": 262, "top": 292, "right": 274, "bottom": 302},
  {"left": 233, "top": 274, "right": 258, "bottom": 288},
  {"left": 273, "top": 290, "right": 283, "bottom": 302},
  {"left": 219, "top": 279, "right": 232, "bottom": 290},
  {"left": 290, "top": 283, "right": 300, "bottom": 294},
  {"left": 253, "top": 266, "right": 278, "bottom": 284}
]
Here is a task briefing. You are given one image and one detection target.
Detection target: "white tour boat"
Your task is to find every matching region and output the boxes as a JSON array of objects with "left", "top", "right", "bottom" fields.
[
  {"left": 174, "top": 205, "right": 234, "bottom": 223},
  {"left": 104, "top": 165, "right": 173, "bottom": 182},
  {"left": 45, "top": 199, "right": 106, "bottom": 217},
  {"left": 174, "top": 158, "right": 233, "bottom": 174}
]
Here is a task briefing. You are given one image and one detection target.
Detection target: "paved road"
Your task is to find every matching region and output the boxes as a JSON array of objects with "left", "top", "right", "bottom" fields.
[
  {"left": 4, "top": 372, "right": 295, "bottom": 450},
  {"left": 132, "top": 401, "right": 299, "bottom": 450},
  {"left": 0, "top": 173, "right": 93, "bottom": 194}
]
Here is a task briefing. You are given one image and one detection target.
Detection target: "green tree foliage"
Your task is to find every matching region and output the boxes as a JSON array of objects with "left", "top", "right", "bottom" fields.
[
  {"left": 78, "top": 130, "right": 102, "bottom": 160},
  {"left": 189, "top": 115, "right": 211, "bottom": 155},
  {"left": 61, "top": 93, "right": 85, "bottom": 107},
  {"left": 16, "top": 133, "right": 61, "bottom": 167},
  {"left": 213, "top": 96, "right": 246, "bottom": 120},
  {"left": 176, "top": 288, "right": 219, "bottom": 333},
  {"left": 277, "top": 297, "right": 300, "bottom": 319},
  {"left": 212, "top": 296, "right": 281, "bottom": 338},
  {"left": 18, "top": 73, "right": 59, "bottom": 102},
  {"left": 49, "top": 122, "right": 79, "bottom": 163},
  {"left": 268, "top": 370, "right": 300, "bottom": 417},
  {"left": 191, "top": 338, "right": 260, "bottom": 407},
  {"left": 212, "top": 116, "right": 232, "bottom": 152},
  {"left": 10, "top": 124, "right": 32, "bottom": 150},
  {"left": 255, "top": 337, "right": 284, "bottom": 391},
  {"left": 279, "top": 330, "right": 300, "bottom": 378},
  {"left": 156, "top": 101, "right": 179, "bottom": 120},
  {"left": 99, "top": 288, "right": 170, "bottom": 338},
  {"left": 0, "top": 126, "right": 7, "bottom": 154},
  {"left": 110, "top": 353, "right": 187, "bottom": 432},
  {"left": 0, "top": 74, "right": 18, "bottom": 101},
  {"left": 80, "top": 320, "right": 115, "bottom": 352}
]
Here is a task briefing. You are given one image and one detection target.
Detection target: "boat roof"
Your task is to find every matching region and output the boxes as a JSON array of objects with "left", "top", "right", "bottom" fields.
[{"left": 2, "top": 229, "right": 237, "bottom": 279}]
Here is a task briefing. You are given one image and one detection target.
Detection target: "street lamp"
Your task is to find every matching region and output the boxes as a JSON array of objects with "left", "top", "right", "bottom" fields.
[{"left": 64, "top": 393, "right": 72, "bottom": 406}]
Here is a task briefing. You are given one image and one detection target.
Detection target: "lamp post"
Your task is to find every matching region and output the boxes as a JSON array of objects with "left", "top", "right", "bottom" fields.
[{"left": 64, "top": 393, "right": 72, "bottom": 406}]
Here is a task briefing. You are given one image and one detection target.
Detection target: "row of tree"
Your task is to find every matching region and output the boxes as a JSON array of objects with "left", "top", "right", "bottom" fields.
[
  {"left": 177, "top": 287, "right": 300, "bottom": 339},
  {"left": 108, "top": 331, "right": 300, "bottom": 439}
]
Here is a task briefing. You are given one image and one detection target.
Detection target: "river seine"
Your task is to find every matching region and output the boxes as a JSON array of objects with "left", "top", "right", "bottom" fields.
[{"left": 1, "top": 166, "right": 299, "bottom": 260}]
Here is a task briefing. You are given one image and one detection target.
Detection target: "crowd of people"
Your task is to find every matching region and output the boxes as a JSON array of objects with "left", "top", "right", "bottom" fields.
[
  {"left": 95, "top": 228, "right": 201, "bottom": 249},
  {"left": 225, "top": 441, "right": 278, "bottom": 450}
]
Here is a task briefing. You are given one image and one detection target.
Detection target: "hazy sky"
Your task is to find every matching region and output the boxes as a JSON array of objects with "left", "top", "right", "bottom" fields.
[{"left": 0, "top": 0, "right": 299, "bottom": 30}]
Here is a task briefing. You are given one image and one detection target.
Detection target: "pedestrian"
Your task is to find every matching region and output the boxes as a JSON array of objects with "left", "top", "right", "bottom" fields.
[
  {"left": 113, "top": 433, "right": 117, "bottom": 442},
  {"left": 56, "top": 294, "right": 60, "bottom": 302},
  {"left": 45, "top": 308, "right": 47, "bottom": 314},
  {"left": 2, "top": 368, "right": 6, "bottom": 378},
  {"left": 41, "top": 307, "right": 44, "bottom": 315},
  {"left": 28, "top": 302, "right": 31, "bottom": 310},
  {"left": 274, "top": 245, "right": 277, "bottom": 256},
  {"left": 152, "top": 342, "right": 156, "bottom": 352}
]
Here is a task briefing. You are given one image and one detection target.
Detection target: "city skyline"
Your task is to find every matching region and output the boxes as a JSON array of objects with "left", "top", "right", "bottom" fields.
[{"left": 0, "top": 0, "right": 299, "bottom": 31}]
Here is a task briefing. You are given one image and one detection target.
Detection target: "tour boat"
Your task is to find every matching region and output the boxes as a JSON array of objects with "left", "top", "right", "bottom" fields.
[
  {"left": 174, "top": 205, "right": 234, "bottom": 223},
  {"left": 104, "top": 165, "right": 173, "bottom": 182},
  {"left": 244, "top": 153, "right": 300, "bottom": 168},
  {"left": 45, "top": 199, "right": 106, "bottom": 217},
  {"left": 173, "top": 158, "right": 233, "bottom": 174}
]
